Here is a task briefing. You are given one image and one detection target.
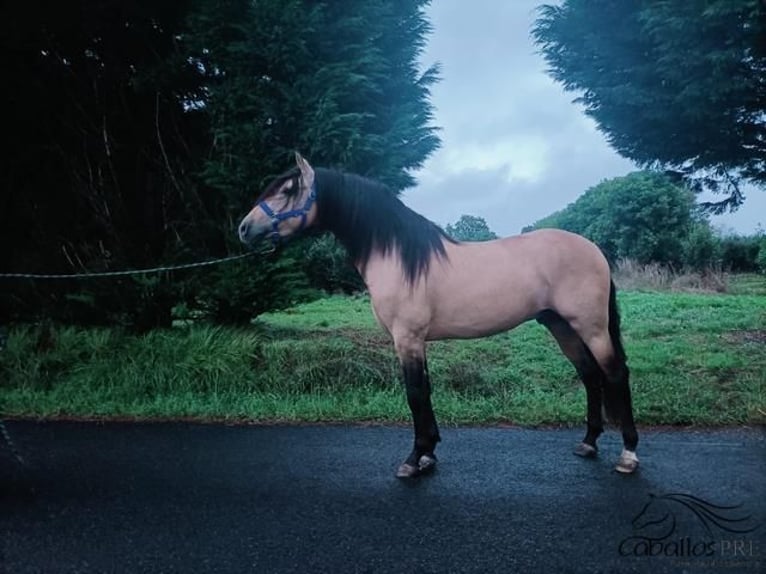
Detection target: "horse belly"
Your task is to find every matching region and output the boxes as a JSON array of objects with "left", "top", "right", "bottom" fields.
[
  {"left": 425, "top": 240, "right": 550, "bottom": 340},
  {"left": 426, "top": 278, "right": 541, "bottom": 340}
]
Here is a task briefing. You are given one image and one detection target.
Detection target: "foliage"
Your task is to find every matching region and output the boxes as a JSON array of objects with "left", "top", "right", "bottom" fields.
[
  {"left": 528, "top": 171, "right": 695, "bottom": 265},
  {"left": 758, "top": 238, "right": 766, "bottom": 274},
  {"left": 3, "top": 292, "right": 765, "bottom": 425},
  {"left": 0, "top": 0, "right": 205, "bottom": 329},
  {"left": 192, "top": 245, "right": 321, "bottom": 325},
  {"left": 184, "top": 0, "right": 440, "bottom": 197},
  {"left": 304, "top": 235, "right": 365, "bottom": 294},
  {"left": 682, "top": 223, "right": 720, "bottom": 271},
  {"left": 717, "top": 234, "right": 763, "bottom": 272},
  {"left": 533, "top": 0, "right": 766, "bottom": 211},
  {"left": 445, "top": 215, "right": 498, "bottom": 242},
  {"left": 0, "top": 0, "right": 440, "bottom": 327}
]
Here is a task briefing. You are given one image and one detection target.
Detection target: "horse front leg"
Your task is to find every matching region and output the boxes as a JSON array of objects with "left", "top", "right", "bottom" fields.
[{"left": 394, "top": 336, "right": 440, "bottom": 478}]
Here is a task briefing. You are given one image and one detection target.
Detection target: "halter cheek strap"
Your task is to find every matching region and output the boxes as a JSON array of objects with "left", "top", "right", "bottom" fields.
[{"left": 257, "top": 182, "right": 317, "bottom": 245}]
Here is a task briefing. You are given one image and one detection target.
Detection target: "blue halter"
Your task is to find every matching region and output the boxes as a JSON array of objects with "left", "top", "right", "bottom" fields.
[{"left": 257, "top": 182, "right": 317, "bottom": 245}]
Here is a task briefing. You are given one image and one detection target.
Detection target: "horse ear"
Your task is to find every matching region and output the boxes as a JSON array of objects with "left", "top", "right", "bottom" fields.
[{"left": 294, "top": 151, "right": 314, "bottom": 187}]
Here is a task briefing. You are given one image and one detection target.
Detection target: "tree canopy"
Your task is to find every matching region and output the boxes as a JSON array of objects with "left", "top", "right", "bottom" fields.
[
  {"left": 0, "top": 0, "right": 440, "bottom": 327},
  {"left": 445, "top": 215, "right": 498, "bottom": 242},
  {"left": 187, "top": 0, "right": 441, "bottom": 199},
  {"left": 533, "top": 0, "right": 766, "bottom": 211},
  {"left": 527, "top": 172, "right": 696, "bottom": 265}
]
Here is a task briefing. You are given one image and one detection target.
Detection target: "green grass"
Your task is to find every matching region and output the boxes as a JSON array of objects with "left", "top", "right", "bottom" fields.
[{"left": 1, "top": 290, "right": 764, "bottom": 426}]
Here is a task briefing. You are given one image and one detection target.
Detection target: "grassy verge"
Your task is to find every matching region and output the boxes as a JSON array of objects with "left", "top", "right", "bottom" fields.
[{"left": 1, "top": 290, "right": 764, "bottom": 426}]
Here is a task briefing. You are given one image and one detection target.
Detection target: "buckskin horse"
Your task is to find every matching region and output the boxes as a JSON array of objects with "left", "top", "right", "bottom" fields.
[{"left": 238, "top": 153, "right": 639, "bottom": 478}]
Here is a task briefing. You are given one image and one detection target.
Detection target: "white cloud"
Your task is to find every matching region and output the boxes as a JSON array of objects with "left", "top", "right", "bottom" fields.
[
  {"left": 428, "top": 135, "right": 550, "bottom": 185},
  {"left": 406, "top": 0, "right": 763, "bottom": 237}
]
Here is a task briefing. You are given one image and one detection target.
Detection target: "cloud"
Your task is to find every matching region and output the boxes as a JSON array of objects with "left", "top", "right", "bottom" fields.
[
  {"left": 427, "top": 134, "right": 550, "bottom": 185},
  {"left": 405, "top": 0, "right": 637, "bottom": 235},
  {"left": 406, "top": 0, "right": 763, "bottom": 236},
  {"left": 406, "top": 136, "right": 634, "bottom": 236}
]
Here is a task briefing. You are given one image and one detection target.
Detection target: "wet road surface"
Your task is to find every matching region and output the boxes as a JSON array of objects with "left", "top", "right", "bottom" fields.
[{"left": 1, "top": 421, "right": 764, "bottom": 573}]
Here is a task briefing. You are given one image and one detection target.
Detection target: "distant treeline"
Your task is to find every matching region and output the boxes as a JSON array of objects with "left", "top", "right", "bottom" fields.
[{"left": 525, "top": 172, "right": 766, "bottom": 274}]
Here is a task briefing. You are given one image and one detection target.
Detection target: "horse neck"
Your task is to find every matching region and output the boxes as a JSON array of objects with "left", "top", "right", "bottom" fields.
[
  {"left": 313, "top": 169, "right": 394, "bottom": 257},
  {"left": 313, "top": 167, "right": 449, "bottom": 285}
]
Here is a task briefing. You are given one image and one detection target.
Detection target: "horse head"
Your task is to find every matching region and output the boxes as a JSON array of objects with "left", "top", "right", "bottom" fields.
[{"left": 238, "top": 152, "right": 318, "bottom": 247}]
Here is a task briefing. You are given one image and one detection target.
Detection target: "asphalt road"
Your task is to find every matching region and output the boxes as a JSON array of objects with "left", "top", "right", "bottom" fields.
[{"left": 1, "top": 421, "right": 764, "bottom": 574}]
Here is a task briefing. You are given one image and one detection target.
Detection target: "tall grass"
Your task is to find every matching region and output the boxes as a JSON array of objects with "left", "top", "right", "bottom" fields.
[
  {"left": 1, "top": 291, "right": 764, "bottom": 425},
  {"left": 612, "top": 258, "right": 730, "bottom": 293}
]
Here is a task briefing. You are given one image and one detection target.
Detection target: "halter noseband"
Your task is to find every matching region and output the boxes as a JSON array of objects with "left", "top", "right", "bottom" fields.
[{"left": 256, "top": 181, "right": 317, "bottom": 245}]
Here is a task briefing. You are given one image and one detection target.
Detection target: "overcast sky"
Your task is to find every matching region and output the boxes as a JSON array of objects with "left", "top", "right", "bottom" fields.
[{"left": 404, "top": 0, "right": 765, "bottom": 237}]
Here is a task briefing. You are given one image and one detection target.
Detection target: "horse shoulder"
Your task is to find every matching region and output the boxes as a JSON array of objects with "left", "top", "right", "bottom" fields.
[{"left": 362, "top": 253, "right": 431, "bottom": 338}]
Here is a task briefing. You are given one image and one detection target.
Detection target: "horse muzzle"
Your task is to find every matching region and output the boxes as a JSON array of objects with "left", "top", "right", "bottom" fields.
[{"left": 238, "top": 218, "right": 270, "bottom": 245}]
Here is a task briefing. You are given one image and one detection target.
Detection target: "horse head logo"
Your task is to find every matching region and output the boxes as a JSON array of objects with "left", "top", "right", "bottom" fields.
[
  {"left": 631, "top": 493, "right": 677, "bottom": 541},
  {"left": 631, "top": 492, "right": 759, "bottom": 541}
]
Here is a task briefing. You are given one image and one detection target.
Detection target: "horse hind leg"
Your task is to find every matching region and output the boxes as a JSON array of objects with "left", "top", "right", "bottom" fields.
[
  {"left": 536, "top": 310, "right": 604, "bottom": 458},
  {"left": 576, "top": 329, "right": 639, "bottom": 474}
]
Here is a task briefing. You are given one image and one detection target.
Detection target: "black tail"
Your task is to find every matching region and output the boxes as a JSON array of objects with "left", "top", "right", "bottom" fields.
[
  {"left": 602, "top": 279, "right": 630, "bottom": 425},
  {"left": 607, "top": 280, "right": 627, "bottom": 365}
]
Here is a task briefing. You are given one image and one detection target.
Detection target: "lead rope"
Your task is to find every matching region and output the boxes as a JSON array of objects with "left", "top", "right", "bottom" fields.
[
  {"left": 0, "top": 419, "right": 26, "bottom": 466},
  {"left": 0, "top": 250, "right": 262, "bottom": 280},
  {"left": 0, "top": 249, "right": 271, "bottom": 467}
]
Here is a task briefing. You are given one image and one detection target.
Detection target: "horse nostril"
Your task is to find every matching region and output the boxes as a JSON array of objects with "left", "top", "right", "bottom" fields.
[{"left": 239, "top": 221, "right": 250, "bottom": 241}]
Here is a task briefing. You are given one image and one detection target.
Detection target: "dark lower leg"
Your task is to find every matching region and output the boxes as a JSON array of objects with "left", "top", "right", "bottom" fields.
[
  {"left": 536, "top": 311, "right": 605, "bottom": 449},
  {"left": 618, "top": 375, "right": 638, "bottom": 452},
  {"left": 582, "top": 377, "right": 604, "bottom": 448},
  {"left": 403, "top": 357, "right": 440, "bottom": 466},
  {"left": 607, "top": 366, "right": 640, "bottom": 472},
  {"left": 604, "top": 361, "right": 638, "bottom": 452}
]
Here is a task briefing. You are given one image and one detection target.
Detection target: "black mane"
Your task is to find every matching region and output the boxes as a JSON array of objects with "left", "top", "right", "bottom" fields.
[{"left": 314, "top": 168, "right": 452, "bottom": 283}]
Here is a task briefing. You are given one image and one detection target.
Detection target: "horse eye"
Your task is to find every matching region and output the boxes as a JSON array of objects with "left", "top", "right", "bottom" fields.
[{"left": 284, "top": 181, "right": 300, "bottom": 197}]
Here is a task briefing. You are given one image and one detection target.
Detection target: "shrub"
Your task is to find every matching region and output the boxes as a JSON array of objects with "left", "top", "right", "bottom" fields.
[
  {"left": 529, "top": 171, "right": 694, "bottom": 266},
  {"left": 304, "top": 234, "right": 365, "bottom": 294},
  {"left": 193, "top": 247, "right": 321, "bottom": 325},
  {"left": 718, "top": 235, "right": 761, "bottom": 272},
  {"left": 682, "top": 223, "right": 719, "bottom": 271},
  {"left": 757, "top": 237, "right": 766, "bottom": 274}
]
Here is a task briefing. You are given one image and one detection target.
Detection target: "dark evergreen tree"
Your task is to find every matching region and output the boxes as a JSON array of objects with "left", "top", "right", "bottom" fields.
[
  {"left": 0, "top": 0, "right": 441, "bottom": 326},
  {"left": 184, "top": 0, "right": 440, "bottom": 200},
  {"left": 533, "top": 0, "right": 766, "bottom": 211},
  {"left": 0, "top": 0, "right": 205, "bottom": 329}
]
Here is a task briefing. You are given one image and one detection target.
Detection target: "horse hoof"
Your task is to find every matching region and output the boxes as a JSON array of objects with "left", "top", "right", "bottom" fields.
[
  {"left": 395, "top": 454, "right": 437, "bottom": 478},
  {"left": 574, "top": 442, "right": 597, "bottom": 458},
  {"left": 396, "top": 463, "right": 419, "bottom": 478},
  {"left": 615, "top": 449, "right": 639, "bottom": 474},
  {"left": 418, "top": 454, "right": 437, "bottom": 474}
]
